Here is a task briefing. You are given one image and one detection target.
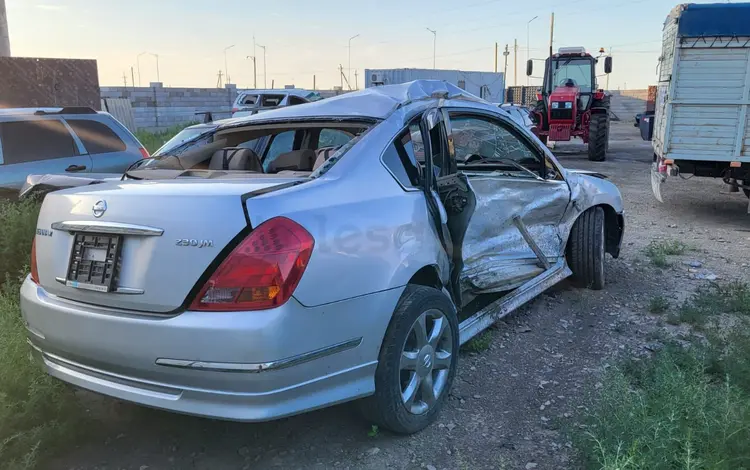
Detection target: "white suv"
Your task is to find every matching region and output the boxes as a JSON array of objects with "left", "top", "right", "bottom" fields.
[{"left": 232, "top": 89, "right": 321, "bottom": 118}]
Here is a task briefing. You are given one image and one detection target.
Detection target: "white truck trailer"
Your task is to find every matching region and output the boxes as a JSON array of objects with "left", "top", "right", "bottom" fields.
[{"left": 651, "top": 2, "right": 750, "bottom": 204}]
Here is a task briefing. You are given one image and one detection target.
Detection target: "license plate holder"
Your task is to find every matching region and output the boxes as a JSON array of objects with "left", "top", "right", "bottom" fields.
[{"left": 65, "top": 233, "right": 122, "bottom": 293}]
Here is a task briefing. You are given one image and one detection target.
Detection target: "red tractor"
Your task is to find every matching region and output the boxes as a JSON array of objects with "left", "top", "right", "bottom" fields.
[{"left": 526, "top": 47, "right": 613, "bottom": 161}]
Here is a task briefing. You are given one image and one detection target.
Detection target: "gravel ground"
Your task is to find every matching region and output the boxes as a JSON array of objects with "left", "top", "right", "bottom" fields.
[{"left": 51, "top": 121, "right": 750, "bottom": 470}]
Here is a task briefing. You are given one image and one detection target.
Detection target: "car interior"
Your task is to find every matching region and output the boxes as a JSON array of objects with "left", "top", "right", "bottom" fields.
[{"left": 128, "top": 122, "right": 371, "bottom": 180}]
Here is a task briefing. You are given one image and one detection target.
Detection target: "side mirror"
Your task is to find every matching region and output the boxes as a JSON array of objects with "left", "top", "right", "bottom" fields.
[
  {"left": 526, "top": 59, "right": 533, "bottom": 76},
  {"left": 604, "top": 56, "right": 613, "bottom": 74}
]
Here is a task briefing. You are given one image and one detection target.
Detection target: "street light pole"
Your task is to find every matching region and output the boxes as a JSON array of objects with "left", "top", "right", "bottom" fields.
[
  {"left": 258, "top": 44, "right": 267, "bottom": 88},
  {"left": 527, "top": 16, "right": 538, "bottom": 86},
  {"left": 348, "top": 34, "right": 360, "bottom": 90},
  {"left": 137, "top": 52, "right": 148, "bottom": 86},
  {"left": 223, "top": 45, "right": 235, "bottom": 85},
  {"left": 246, "top": 56, "right": 257, "bottom": 88},
  {"left": 426, "top": 28, "right": 437, "bottom": 69},
  {"left": 150, "top": 53, "right": 160, "bottom": 83}
]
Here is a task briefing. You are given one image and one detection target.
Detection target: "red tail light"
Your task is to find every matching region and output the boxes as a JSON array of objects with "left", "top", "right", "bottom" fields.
[
  {"left": 139, "top": 147, "right": 150, "bottom": 159},
  {"left": 191, "top": 217, "right": 314, "bottom": 311},
  {"left": 30, "top": 237, "right": 39, "bottom": 284},
  {"left": 232, "top": 107, "right": 239, "bottom": 113}
]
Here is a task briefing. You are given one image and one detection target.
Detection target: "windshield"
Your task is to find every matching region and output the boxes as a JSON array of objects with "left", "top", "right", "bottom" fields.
[
  {"left": 548, "top": 57, "right": 594, "bottom": 93},
  {"left": 153, "top": 125, "right": 217, "bottom": 156}
]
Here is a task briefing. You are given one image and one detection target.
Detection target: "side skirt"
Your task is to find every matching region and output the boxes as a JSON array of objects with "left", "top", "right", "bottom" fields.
[{"left": 458, "top": 259, "right": 572, "bottom": 345}]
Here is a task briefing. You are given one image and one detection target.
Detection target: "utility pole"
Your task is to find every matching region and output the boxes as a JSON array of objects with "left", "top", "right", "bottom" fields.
[
  {"left": 313, "top": 74, "right": 316, "bottom": 90},
  {"left": 216, "top": 70, "right": 224, "bottom": 88},
  {"left": 503, "top": 44, "right": 510, "bottom": 87},
  {"left": 494, "top": 42, "right": 498, "bottom": 73},
  {"left": 246, "top": 56, "right": 257, "bottom": 88},
  {"left": 258, "top": 44, "right": 267, "bottom": 88},
  {"left": 549, "top": 12, "right": 555, "bottom": 58},
  {"left": 0, "top": 0, "right": 10, "bottom": 56},
  {"left": 339, "top": 64, "right": 351, "bottom": 90},
  {"left": 354, "top": 70, "right": 358, "bottom": 90},
  {"left": 514, "top": 39, "right": 518, "bottom": 86},
  {"left": 426, "top": 28, "right": 437, "bottom": 69},
  {"left": 122, "top": 72, "right": 128, "bottom": 87},
  {"left": 131, "top": 67, "right": 135, "bottom": 89},
  {"left": 527, "top": 16, "right": 538, "bottom": 85}
]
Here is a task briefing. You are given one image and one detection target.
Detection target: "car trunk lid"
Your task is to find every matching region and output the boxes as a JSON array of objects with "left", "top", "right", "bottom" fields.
[{"left": 34, "top": 178, "right": 302, "bottom": 313}]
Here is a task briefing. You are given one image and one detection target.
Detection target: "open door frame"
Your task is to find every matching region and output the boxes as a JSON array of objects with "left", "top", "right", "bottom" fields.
[{"left": 419, "top": 107, "right": 476, "bottom": 309}]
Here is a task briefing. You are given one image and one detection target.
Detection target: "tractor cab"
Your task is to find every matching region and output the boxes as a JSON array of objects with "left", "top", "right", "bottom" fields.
[
  {"left": 526, "top": 47, "right": 613, "bottom": 162},
  {"left": 544, "top": 47, "right": 599, "bottom": 112}
]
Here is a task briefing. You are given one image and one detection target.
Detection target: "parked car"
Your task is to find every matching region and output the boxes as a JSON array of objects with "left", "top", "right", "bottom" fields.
[
  {"left": 498, "top": 103, "right": 535, "bottom": 129},
  {"left": 232, "top": 88, "right": 322, "bottom": 118},
  {"left": 0, "top": 107, "right": 147, "bottom": 198},
  {"left": 22, "top": 80, "right": 624, "bottom": 434}
]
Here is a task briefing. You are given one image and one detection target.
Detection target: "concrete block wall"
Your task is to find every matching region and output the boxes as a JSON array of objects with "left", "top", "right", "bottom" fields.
[{"left": 100, "top": 83, "right": 238, "bottom": 132}]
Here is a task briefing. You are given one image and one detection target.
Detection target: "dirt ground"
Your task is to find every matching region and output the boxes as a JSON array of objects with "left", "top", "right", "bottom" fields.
[{"left": 51, "top": 121, "right": 750, "bottom": 470}]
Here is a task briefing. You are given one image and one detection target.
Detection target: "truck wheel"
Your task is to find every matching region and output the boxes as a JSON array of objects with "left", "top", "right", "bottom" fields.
[
  {"left": 566, "top": 207, "right": 605, "bottom": 290},
  {"left": 360, "top": 285, "right": 459, "bottom": 434},
  {"left": 588, "top": 114, "right": 608, "bottom": 162},
  {"left": 743, "top": 180, "right": 750, "bottom": 199}
]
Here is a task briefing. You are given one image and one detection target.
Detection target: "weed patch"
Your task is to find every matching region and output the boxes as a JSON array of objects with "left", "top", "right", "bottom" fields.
[
  {"left": 463, "top": 331, "right": 492, "bottom": 353},
  {"left": 0, "top": 201, "right": 84, "bottom": 469},
  {"left": 572, "top": 343, "right": 750, "bottom": 469},
  {"left": 648, "top": 295, "right": 670, "bottom": 314},
  {"left": 644, "top": 239, "right": 689, "bottom": 267}
]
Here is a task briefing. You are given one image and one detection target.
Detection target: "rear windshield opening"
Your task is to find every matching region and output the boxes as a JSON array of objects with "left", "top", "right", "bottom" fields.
[{"left": 131, "top": 121, "right": 373, "bottom": 178}]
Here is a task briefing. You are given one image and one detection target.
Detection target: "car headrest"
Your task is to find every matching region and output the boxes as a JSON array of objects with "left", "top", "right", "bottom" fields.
[
  {"left": 266, "top": 149, "right": 316, "bottom": 173},
  {"left": 312, "top": 146, "right": 341, "bottom": 170},
  {"left": 208, "top": 148, "right": 263, "bottom": 172}
]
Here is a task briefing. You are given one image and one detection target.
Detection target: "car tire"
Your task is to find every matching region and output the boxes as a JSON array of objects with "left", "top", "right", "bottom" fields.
[
  {"left": 360, "top": 285, "right": 459, "bottom": 434},
  {"left": 566, "top": 206, "right": 605, "bottom": 290},
  {"left": 588, "top": 113, "right": 608, "bottom": 162}
]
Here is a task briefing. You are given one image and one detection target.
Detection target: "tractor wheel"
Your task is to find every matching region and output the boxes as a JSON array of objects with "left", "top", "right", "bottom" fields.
[{"left": 588, "top": 113, "right": 608, "bottom": 162}]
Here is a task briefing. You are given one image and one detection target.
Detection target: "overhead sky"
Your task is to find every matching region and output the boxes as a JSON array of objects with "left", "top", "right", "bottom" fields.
[{"left": 4, "top": 0, "right": 722, "bottom": 91}]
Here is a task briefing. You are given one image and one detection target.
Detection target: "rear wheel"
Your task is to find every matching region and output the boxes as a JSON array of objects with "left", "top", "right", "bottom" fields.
[
  {"left": 360, "top": 285, "right": 458, "bottom": 434},
  {"left": 743, "top": 180, "right": 750, "bottom": 199},
  {"left": 566, "top": 207, "right": 605, "bottom": 290},
  {"left": 588, "top": 113, "right": 608, "bottom": 162}
]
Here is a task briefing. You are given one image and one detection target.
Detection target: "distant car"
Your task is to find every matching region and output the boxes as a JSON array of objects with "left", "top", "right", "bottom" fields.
[
  {"left": 498, "top": 104, "right": 538, "bottom": 135},
  {"left": 0, "top": 107, "right": 147, "bottom": 198},
  {"left": 232, "top": 89, "right": 322, "bottom": 118},
  {"left": 23, "top": 80, "right": 624, "bottom": 434}
]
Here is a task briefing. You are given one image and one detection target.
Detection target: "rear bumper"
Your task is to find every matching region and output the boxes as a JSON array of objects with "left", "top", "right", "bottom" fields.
[{"left": 20, "top": 278, "right": 400, "bottom": 421}]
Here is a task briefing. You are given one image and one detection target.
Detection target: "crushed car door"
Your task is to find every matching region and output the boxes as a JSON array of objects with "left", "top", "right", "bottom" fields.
[
  {"left": 447, "top": 110, "right": 570, "bottom": 293},
  {"left": 420, "top": 107, "right": 477, "bottom": 307}
]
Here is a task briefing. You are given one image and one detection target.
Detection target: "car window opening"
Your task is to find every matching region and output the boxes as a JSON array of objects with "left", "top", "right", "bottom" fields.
[{"left": 126, "top": 121, "right": 372, "bottom": 180}]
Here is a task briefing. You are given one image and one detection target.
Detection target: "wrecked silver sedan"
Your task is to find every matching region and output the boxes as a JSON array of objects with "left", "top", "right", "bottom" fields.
[{"left": 23, "top": 80, "right": 623, "bottom": 434}]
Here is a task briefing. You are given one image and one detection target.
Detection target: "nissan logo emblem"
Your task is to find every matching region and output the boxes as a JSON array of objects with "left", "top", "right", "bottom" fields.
[{"left": 92, "top": 200, "right": 107, "bottom": 218}]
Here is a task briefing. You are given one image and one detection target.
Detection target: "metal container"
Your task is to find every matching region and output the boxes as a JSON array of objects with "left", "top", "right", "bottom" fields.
[{"left": 364, "top": 68, "right": 505, "bottom": 103}]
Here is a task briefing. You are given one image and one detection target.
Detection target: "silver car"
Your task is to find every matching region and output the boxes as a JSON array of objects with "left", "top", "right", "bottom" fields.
[
  {"left": 0, "top": 107, "right": 147, "bottom": 198},
  {"left": 22, "top": 80, "right": 624, "bottom": 434}
]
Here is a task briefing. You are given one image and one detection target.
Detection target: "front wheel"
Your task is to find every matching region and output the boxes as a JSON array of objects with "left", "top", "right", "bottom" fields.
[
  {"left": 566, "top": 207, "right": 606, "bottom": 290},
  {"left": 360, "top": 285, "right": 459, "bottom": 434},
  {"left": 588, "top": 113, "right": 608, "bottom": 162}
]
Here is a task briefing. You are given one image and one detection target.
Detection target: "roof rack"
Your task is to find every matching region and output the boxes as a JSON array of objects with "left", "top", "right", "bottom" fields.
[{"left": 34, "top": 106, "right": 98, "bottom": 116}]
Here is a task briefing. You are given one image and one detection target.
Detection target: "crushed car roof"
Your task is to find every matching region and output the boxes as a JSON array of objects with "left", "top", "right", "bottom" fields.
[{"left": 216, "top": 80, "right": 486, "bottom": 126}]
